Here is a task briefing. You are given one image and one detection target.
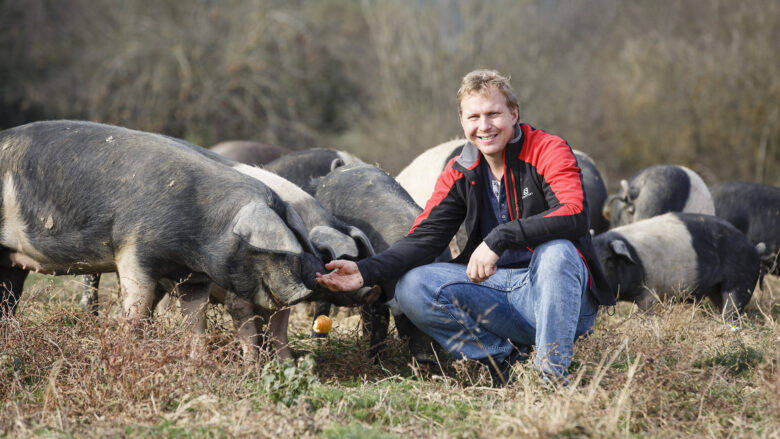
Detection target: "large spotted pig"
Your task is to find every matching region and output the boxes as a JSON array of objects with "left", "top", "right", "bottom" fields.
[
  {"left": 603, "top": 165, "right": 714, "bottom": 228},
  {"left": 0, "top": 121, "right": 370, "bottom": 351},
  {"left": 709, "top": 181, "right": 780, "bottom": 275},
  {"left": 593, "top": 212, "right": 759, "bottom": 319}
]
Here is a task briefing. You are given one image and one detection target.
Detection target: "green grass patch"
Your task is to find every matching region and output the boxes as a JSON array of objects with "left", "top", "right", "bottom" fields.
[
  {"left": 694, "top": 339, "right": 764, "bottom": 376},
  {"left": 323, "top": 423, "right": 398, "bottom": 439},
  {"left": 124, "top": 419, "right": 225, "bottom": 438}
]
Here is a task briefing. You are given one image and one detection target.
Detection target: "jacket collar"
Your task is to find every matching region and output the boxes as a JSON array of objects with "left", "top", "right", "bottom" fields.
[{"left": 455, "top": 122, "right": 524, "bottom": 172}]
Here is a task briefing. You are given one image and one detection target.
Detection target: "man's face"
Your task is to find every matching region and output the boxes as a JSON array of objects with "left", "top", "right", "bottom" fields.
[{"left": 459, "top": 87, "right": 519, "bottom": 160}]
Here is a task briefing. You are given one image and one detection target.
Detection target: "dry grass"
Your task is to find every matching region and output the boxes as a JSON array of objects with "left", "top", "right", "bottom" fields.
[{"left": 2, "top": 275, "right": 778, "bottom": 438}]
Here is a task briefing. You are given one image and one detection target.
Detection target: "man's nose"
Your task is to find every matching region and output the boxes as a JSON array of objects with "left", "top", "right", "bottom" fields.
[{"left": 478, "top": 116, "right": 491, "bottom": 130}]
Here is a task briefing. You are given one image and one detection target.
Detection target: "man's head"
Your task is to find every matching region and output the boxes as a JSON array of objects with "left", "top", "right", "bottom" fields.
[
  {"left": 457, "top": 70, "right": 519, "bottom": 161},
  {"left": 457, "top": 70, "right": 519, "bottom": 116}
]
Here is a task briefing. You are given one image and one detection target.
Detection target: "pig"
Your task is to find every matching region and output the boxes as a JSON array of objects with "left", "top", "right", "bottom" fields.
[
  {"left": 210, "top": 140, "right": 291, "bottom": 167},
  {"left": 395, "top": 139, "right": 465, "bottom": 208},
  {"left": 709, "top": 181, "right": 780, "bottom": 275},
  {"left": 79, "top": 132, "right": 375, "bottom": 359},
  {"left": 574, "top": 150, "right": 609, "bottom": 235},
  {"left": 603, "top": 164, "right": 715, "bottom": 228},
  {"left": 185, "top": 142, "right": 380, "bottom": 343},
  {"left": 315, "top": 163, "right": 447, "bottom": 362},
  {"left": 396, "top": 139, "right": 610, "bottom": 239},
  {"left": 0, "top": 120, "right": 373, "bottom": 356},
  {"left": 185, "top": 143, "right": 374, "bottom": 263},
  {"left": 593, "top": 212, "right": 760, "bottom": 320},
  {"left": 264, "top": 148, "right": 365, "bottom": 195}
]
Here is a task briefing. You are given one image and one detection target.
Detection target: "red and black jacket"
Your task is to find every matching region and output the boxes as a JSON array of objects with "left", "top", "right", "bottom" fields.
[{"left": 357, "top": 123, "right": 615, "bottom": 306}]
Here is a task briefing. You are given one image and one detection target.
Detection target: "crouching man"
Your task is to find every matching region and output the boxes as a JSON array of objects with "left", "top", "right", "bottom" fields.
[{"left": 317, "top": 69, "right": 615, "bottom": 387}]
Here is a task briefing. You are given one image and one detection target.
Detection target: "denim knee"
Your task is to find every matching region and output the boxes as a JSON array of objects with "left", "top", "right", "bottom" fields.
[
  {"left": 394, "top": 265, "right": 432, "bottom": 322},
  {"left": 532, "top": 239, "right": 588, "bottom": 285}
]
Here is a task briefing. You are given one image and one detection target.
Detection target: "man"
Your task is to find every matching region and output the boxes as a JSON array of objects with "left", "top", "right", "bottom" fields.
[{"left": 317, "top": 69, "right": 615, "bottom": 386}]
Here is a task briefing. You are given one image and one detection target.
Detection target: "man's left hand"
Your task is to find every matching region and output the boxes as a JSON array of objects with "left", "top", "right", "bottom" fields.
[{"left": 467, "top": 241, "right": 499, "bottom": 283}]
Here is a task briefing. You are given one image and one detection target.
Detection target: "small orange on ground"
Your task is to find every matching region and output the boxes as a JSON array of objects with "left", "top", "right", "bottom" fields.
[{"left": 312, "top": 315, "right": 333, "bottom": 334}]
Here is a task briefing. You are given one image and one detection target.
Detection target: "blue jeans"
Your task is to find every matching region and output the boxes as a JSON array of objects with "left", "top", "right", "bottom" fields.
[{"left": 394, "top": 239, "right": 597, "bottom": 377}]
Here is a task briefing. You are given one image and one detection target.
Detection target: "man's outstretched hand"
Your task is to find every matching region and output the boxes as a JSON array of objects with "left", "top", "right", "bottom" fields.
[{"left": 316, "top": 260, "right": 365, "bottom": 291}]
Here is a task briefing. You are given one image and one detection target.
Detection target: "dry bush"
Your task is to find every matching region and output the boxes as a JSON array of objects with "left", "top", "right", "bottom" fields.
[
  {"left": 2, "top": 0, "right": 778, "bottom": 184},
  {"left": 0, "top": 0, "right": 369, "bottom": 150}
]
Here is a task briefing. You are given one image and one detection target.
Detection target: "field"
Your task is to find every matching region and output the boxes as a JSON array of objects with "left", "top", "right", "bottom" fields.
[{"left": 2, "top": 273, "right": 778, "bottom": 438}]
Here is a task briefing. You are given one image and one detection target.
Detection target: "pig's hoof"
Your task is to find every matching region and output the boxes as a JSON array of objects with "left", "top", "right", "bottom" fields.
[
  {"left": 310, "top": 330, "right": 328, "bottom": 339},
  {"left": 409, "top": 338, "right": 438, "bottom": 365}
]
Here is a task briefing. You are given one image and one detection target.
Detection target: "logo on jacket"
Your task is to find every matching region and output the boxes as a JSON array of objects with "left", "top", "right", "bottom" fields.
[{"left": 522, "top": 187, "right": 533, "bottom": 199}]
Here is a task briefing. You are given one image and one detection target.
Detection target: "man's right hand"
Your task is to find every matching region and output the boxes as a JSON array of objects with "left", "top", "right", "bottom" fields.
[{"left": 316, "top": 260, "right": 365, "bottom": 292}]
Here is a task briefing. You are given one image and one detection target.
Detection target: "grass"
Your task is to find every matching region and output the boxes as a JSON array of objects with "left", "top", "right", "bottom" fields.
[{"left": 1, "top": 274, "right": 779, "bottom": 438}]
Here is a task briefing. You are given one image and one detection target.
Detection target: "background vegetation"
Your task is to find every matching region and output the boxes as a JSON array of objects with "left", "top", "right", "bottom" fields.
[{"left": 1, "top": 0, "right": 778, "bottom": 187}]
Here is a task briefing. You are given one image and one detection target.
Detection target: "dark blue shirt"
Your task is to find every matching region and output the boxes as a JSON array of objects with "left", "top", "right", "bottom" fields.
[{"left": 479, "top": 159, "right": 533, "bottom": 268}]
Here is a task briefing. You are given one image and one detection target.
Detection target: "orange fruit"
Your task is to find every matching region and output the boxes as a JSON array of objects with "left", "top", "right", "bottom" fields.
[{"left": 312, "top": 315, "right": 333, "bottom": 334}]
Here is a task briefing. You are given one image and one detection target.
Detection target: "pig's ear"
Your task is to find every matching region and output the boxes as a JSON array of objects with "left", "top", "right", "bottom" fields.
[
  {"left": 609, "top": 239, "right": 635, "bottom": 263},
  {"left": 281, "top": 202, "right": 319, "bottom": 256},
  {"left": 309, "top": 226, "right": 359, "bottom": 260},
  {"left": 232, "top": 202, "right": 303, "bottom": 255},
  {"left": 330, "top": 158, "right": 345, "bottom": 172},
  {"left": 348, "top": 226, "right": 375, "bottom": 258},
  {"left": 620, "top": 179, "right": 640, "bottom": 201}
]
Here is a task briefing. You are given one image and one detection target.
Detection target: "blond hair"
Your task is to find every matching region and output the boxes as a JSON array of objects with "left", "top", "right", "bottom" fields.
[{"left": 457, "top": 69, "right": 519, "bottom": 114}]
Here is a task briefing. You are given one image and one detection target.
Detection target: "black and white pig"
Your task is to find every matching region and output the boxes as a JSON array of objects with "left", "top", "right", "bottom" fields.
[
  {"left": 79, "top": 132, "right": 375, "bottom": 360},
  {"left": 603, "top": 164, "right": 714, "bottom": 228},
  {"left": 80, "top": 143, "right": 374, "bottom": 310},
  {"left": 188, "top": 144, "right": 375, "bottom": 263},
  {"left": 0, "top": 120, "right": 371, "bottom": 354},
  {"left": 315, "top": 163, "right": 448, "bottom": 362},
  {"left": 264, "top": 148, "right": 365, "bottom": 195},
  {"left": 210, "top": 140, "right": 291, "bottom": 167},
  {"left": 593, "top": 212, "right": 760, "bottom": 319},
  {"left": 710, "top": 181, "right": 780, "bottom": 275},
  {"left": 396, "top": 139, "right": 610, "bottom": 236}
]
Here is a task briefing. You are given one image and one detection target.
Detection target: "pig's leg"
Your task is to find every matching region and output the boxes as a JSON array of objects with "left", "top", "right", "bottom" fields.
[
  {"left": 0, "top": 266, "right": 28, "bottom": 317},
  {"left": 176, "top": 280, "right": 211, "bottom": 355},
  {"left": 362, "top": 302, "right": 390, "bottom": 359},
  {"left": 712, "top": 283, "right": 752, "bottom": 323},
  {"left": 221, "top": 288, "right": 263, "bottom": 363},
  {"left": 78, "top": 274, "right": 101, "bottom": 316},
  {"left": 267, "top": 307, "right": 292, "bottom": 361},
  {"left": 117, "top": 250, "right": 159, "bottom": 323}
]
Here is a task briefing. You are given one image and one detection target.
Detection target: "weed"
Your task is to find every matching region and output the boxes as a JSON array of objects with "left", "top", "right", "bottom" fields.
[
  {"left": 323, "top": 423, "right": 397, "bottom": 439},
  {"left": 259, "top": 355, "right": 319, "bottom": 407},
  {"left": 694, "top": 339, "right": 765, "bottom": 376}
]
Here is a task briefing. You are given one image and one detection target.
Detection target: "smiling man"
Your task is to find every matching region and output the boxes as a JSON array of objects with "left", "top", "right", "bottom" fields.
[{"left": 317, "top": 69, "right": 615, "bottom": 386}]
